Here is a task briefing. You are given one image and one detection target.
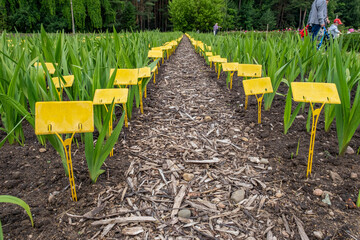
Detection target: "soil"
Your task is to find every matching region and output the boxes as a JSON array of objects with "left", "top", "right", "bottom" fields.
[{"left": 0, "top": 35, "right": 359, "bottom": 240}]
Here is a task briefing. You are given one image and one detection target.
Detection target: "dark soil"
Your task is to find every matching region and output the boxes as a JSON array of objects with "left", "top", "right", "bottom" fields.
[{"left": 0, "top": 35, "right": 359, "bottom": 239}]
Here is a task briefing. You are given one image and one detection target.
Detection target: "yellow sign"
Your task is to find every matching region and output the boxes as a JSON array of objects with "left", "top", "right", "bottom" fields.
[
  {"left": 243, "top": 77, "right": 273, "bottom": 124},
  {"left": 35, "top": 101, "right": 94, "bottom": 135},
  {"left": 291, "top": 82, "right": 341, "bottom": 178},
  {"left": 243, "top": 77, "right": 273, "bottom": 95},
  {"left": 148, "top": 50, "right": 163, "bottom": 58},
  {"left": 291, "top": 82, "right": 341, "bottom": 104},
  {"left": 34, "top": 62, "right": 57, "bottom": 75},
  {"left": 93, "top": 89, "right": 129, "bottom": 105},
  {"left": 35, "top": 101, "right": 94, "bottom": 202},
  {"left": 222, "top": 63, "right": 238, "bottom": 72},
  {"left": 110, "top": 69, "right": 139, "bottom": 86},
  {"left": 238, "top": 64, "right": 262, "bottom": 78},
  {"left": 138, "top": 67, "right": 151, "bottom": 78},
  {"left": 51, "top": 75, "right": 74, "bottom": 88}
]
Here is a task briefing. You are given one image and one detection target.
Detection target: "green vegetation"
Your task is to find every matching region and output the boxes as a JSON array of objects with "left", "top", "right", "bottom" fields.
[
  {"left": 191, "top": 31, "right": 360, "bottom": 155},
  {"left": 0, "top": 195, "right": 34, "bottom": 240}
]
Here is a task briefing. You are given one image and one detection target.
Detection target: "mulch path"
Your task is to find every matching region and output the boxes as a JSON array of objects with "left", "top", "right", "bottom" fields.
[{"left": 0, "top": 35, "right": 359, "bottom": 240}]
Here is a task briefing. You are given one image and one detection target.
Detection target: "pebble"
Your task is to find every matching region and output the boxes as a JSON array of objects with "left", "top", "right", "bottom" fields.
[
  {"left": 322, "top": 194, "right": 331, "bottom": 206},
  {"left": 329, "top": 210, "right": 334, "bottom": 216},
  {"left": 313, "top": 231, "right": 323, "bottom": 239},
  {"left": 330, "top": 171, "right": 343, "bottom": 182},
  {"left": 178, "top": 209, "right": 191, "bottom": 218},
  {"left": 313, "top": 189, "right": 323, "bottom": 196},
  {"left": 204, "top": 116, "right": 212, "bottom": 122},
  {"left": 250, "top": 123, "right": 256, "bottom": 128},
  {"left": 39, "top": 148, "right": 47, "bottom": 153},
  {"left": 217, "top": 202, "right": 226, "bottom": 209},
  {"left": 183, "top": 173, "right": 194, "bottom": 181},
  {"left": 199, "top": 105, "right": 205, "bottom": 110},
  {"left": 231, "top": 189, "right": 245, "bottom": 203},
  {"left": 296, "top": 115, "right": 305, "bottom": 120},
  {"left": 244, "top": 127, "right": 251, "bottom": 133},
  {"left": 241, "top": 137, "right": 249, "bottom": 142},
  {"left": 346, "top": 146, "right": 355, "bottom": 155},
  {"left": 246, "top": 237, "right": 256, "bottom": 240},
  {"left": 350, "top": 172, "right": 358, "bottom": 179},
  {"left": 275, "top": 192, "right": 283, "bottom": 198},
  {"left": 260, "top": 158, "right": 269, "bottom": 164},
  {"left": 12, "top": 171, "right": 21, "bottom": 179}
]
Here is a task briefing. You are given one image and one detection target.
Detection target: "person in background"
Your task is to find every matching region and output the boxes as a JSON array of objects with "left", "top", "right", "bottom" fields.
[
  {"left": 329, "top": 18, "right": 342, "bottom": 38},
  {"left": 307, "top": 0, "right": 330, "bottom": 40},
  {"left": 213, "top": 23, "right": 221, "bottom": 36}
]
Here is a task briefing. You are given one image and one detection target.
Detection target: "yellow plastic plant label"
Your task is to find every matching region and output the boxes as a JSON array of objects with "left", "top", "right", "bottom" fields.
[
  {"left": 238, "top": 64, "right": 262, "bottom": 78},
  {"left": 51, "top": 75, "right": 74, "bottom": 88},
  {"left": 93, "top": 89, "right": 129, "bottom": 105},
  {"left": 110, "top": 69, "right": 139, "bottom": 86},
  {"left": 243, "top": 77, "right": 273, "bottom": 95},
  {"left": 222, "top": 63, "right": 239, "bottom": 72},
  {"left": 291, "top": 82, "right": 341, "bottom": 104},
  {"left": 35, "top": 101, "right": 94, "bottom": 135}
]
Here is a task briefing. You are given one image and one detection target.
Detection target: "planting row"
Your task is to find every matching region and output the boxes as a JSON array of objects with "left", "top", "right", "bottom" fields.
[{"left": 187, "top": 32, "right": 360, "bottom": 156}]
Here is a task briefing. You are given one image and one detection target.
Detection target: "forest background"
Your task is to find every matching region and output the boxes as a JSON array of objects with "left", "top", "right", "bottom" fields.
[{"left": 0, "top": 0, "right": 359, "bottom": 33}]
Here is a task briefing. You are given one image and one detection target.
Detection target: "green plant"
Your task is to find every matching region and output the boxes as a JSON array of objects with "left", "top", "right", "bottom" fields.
[
  {"left": 357, "top": 190, "right": 360, "bottom": 208},
  {"left": 85, "top": 101, "right": 125, "bottom": 183},
  {"left": 0, "top": 195, "right": 34, "bottom": 240}
]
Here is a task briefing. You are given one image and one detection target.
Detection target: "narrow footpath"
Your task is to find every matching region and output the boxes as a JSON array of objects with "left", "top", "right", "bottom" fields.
[{"left": 92, "top": 36, "right": 280, "bottom": 239}]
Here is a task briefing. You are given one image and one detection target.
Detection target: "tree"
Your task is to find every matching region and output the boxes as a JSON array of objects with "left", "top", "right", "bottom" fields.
[
  {"left": 169, "top": 0, "right": 225, "bottom": 32},
  {"left": 259, "top": 8, "right": 276, "bottom": 30}
]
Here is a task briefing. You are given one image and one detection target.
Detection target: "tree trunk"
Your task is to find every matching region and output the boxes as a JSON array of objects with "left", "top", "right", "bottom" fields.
[
  {"left": 302, "top": 9, "right": 307, "bottom": 27},
  {"left": 299, "top": 8, "right": 302, "bottom": 29}
]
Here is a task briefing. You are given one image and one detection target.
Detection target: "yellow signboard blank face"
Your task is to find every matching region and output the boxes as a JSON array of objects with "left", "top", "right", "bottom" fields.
[
  {"left": 213, "top": 58, "right": 227, "bottom": 63},
  {"left": 51, "top": 75, "right": 74, "bottom": 88},
  {"left": 148, "top": 50, "right": 163, "bottom": 58},
  {"left": 93, "top": 88, "right": 129, "bottom": 105},
  {"left": 138, "top": 67, "right": 151, "bottom": 78},
  {"left": 222, "top": 63, "right": 239, "bottom": 72},
  {"left": 291, "top": 82, "right": 341, "bottom": 104},
  {"left": 151, "top": 47, "right": 165, "bottom": 51},
  {"left": 238, "top": 64, "right": 262, "bottom": 77},
  {"left": 208, "top": 55, "right": 221, "bottom": 62},
  {"left": 243, "top": 77, "right": 273, "bottom": 95},
  {"left": 205, "top": 52, "right": 213, "bottom": 57},
  {"left": 110, "top": 69, "right": 139, "bottom": 86},
  {"left": 34, "top": 62, "right": 57, "bottom": 74},
  {"left": 35, "top": 101, "right": 94, "bottom": 135}
]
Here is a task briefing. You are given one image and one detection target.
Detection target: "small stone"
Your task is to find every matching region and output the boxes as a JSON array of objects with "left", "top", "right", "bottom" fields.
[
  {"left": 350, "top": 172, "right": 358, "bottom": 179},
  {"left": 296, "top": 115, "right": 305, "bottom": 120},
  {"left": 313, "top": 231, "right": 323, "bottom": 239},
  {"left": 240, "top": 137, "right": 249, "bottom": 142},
  {"left": 330, "top": 171, "right": 343, "bottom": 182},
  {"left": 246, "top": 237, "right": 256, "bottom": 240},
  {"left": 39, "top": 148, "right": 47, "bottom": 153},
  {"left": 196, "top": 116, "right": 202, "bottom": 121},
  {"left": 178, "top": 209, "right": 191, "bottom": 218},
  {"left": 322, "top": 194, "right": 331, "bottom": 206},
  {"left": 248, "top": 157, "right": 260, "bottom": 163},
  {"left": 260, "top": 158, "right": 269, "bottom": 164},
  {"left": 12, "top": 171, "right": 21, "bottom": 179},
  {"left": 183, "top": 173, "right": 194, "bottom": 181},
  {"left": 231, "top": 189, "right": 245, "bottom": 203},
  {"left": 282, "top": 231, "right": 289, "bottom": 238},
  {"left": 217, "top": 202, "right": 226, "bottom": 209},
  {"left": 275, "top": 191, "right": 283, "bottom": 198},
  {"left": 244, "top": 127, "right": 251, "bottom": 133},
  {"left": 200, "top": 105, "right": 205, "bottom": 110},
  {"left": 313, "top": 189, "right": 323, "bottom": 196},
  {"left": 250, "top": 123, "right": 256, "bottom": 128},
  {"left": 346, "top": 146, "right": 355, "bottom": 155},
  {"left": 204, "top": 116, "right": 212, "bottom": 122}
]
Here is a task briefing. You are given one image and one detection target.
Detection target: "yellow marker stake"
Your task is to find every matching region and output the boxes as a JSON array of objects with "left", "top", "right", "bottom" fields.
[
  {"left": 93, "top": 89, "right": 129, "bottom": 156},
  {"left": 222, "top": 63, "right": 239, "bottom": 89},
  {"left": 110, "top": 68, "right": 143, "bottom": 114},
  {"left": 212, "top": 58, "right": 227, "bottom": 79},
  {"left": 51, "top": 75, "right": 74, "bottom": 101},
  {"left": 291, "top": 82, "right": 341, "bottom": 178},
  {"left": 138, "top": 67, "right": 151, "bottom": 100},
  {"left": 34, "top": 62, "right": 57, "bottom": 75},
  {"left": 243, "top": 77, "right": 273, "bottom": 124},
  {"left": 35, "top": 101, "right": 94, "bottom": 201}
]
